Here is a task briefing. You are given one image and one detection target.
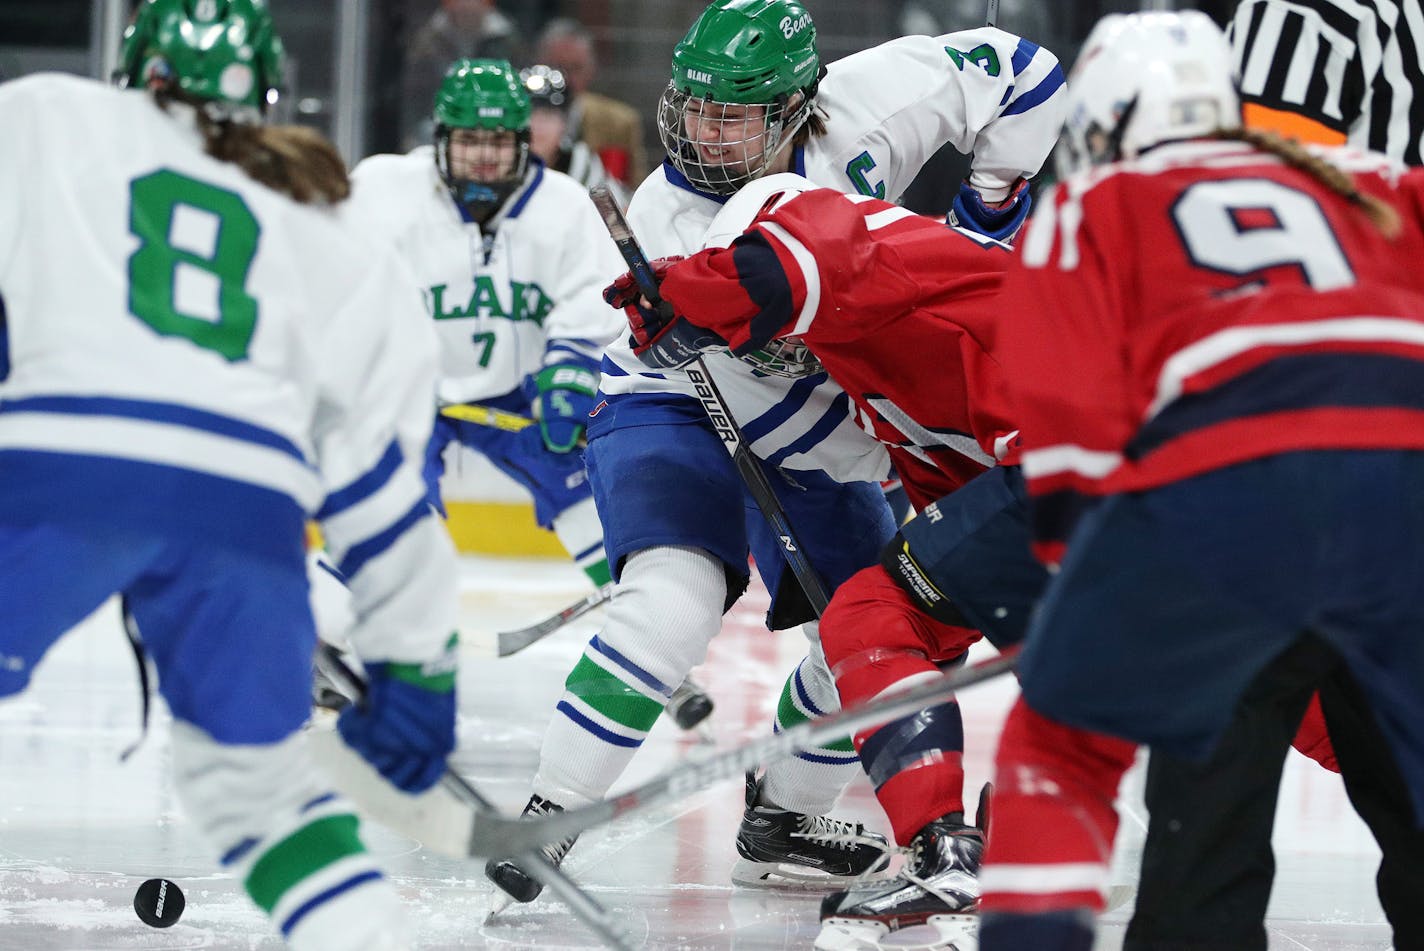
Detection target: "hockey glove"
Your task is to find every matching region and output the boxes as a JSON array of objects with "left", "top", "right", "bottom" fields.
[
  {"left": 603, "top": 257, "right": 727, "bottom": 371},
  {"left": 525, "top": 364, "right": 598, "bottom": 453},
  {"left": 948, "top": 179, "right": 1033, "bottom": 244},
  {"left": 336, "top": 639, "right": 458, "bottom": 794}
]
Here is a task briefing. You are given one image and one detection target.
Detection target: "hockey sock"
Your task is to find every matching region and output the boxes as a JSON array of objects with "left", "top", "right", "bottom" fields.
[
  {"left": 816, "top": 565, "right": 978, "bottom": 839},
  {"left": 170, "top": 722, "right": 407, "bottom": 951},
  {"left": 855, "top": 670, "right": 967, "bottom": 845},
  {"left": 979, "top": 697, "right": 1138, "bottom": 920},
  {"left": 533, "top": 545, "right": 725, "bottom": 803},
  {"left": 760, "top": 632, "right": 862, "bottom": 816},
  {"left": 552, "top": 496, "right": 612, "bottom": 587},
  {"left": 980, "top": 908, "right": 1096, "bottom": 951}
]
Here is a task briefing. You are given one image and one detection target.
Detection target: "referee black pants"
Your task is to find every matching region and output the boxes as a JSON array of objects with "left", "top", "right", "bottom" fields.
[{"left": 1124, "top": 634, "right": 1424, "bottom": 951}]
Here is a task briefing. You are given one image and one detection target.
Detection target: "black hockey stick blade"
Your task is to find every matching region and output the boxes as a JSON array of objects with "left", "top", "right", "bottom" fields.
[
  {"left": 466, "top": 647, "right": 1020, "bottom": 857},
  {"left": 590, "top": 185, "right": 673, "bottom": 316},
  {"left": 497, "top": 583, "right": 613, "bottom": 657}
]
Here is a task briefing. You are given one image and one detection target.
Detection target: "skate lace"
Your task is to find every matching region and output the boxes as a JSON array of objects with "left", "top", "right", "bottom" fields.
[
  {"left": 791, "top": 813, "right": 874, "bottom": 850},
  {"left": 895, "top": 832, "right": 979, "bottom": 912}
]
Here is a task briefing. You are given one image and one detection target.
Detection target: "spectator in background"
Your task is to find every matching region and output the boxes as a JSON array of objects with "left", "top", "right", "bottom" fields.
[
  {"left": 521, "top": 64, "right": 632, "bottom": 206},
  {"left": 401, "top": 0, "right": 524, "bottom": 148},
  {"left": 533, "top": 17, "right": 647, "bottom": 187}
]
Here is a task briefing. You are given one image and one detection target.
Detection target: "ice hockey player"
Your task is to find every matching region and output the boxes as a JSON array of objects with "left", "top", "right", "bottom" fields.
[
  {"left": 521, "top": 63, "right": 631, "bottom": 207},
  {"left": 600, "top": 11, "right": 1424, "bottom": 939},
  {"left": 985, "top": 11, "right": 1424, "bottom": 950},
  {"left": 0, "top": 1, "right": 462, "bottom": 949},
  {"left": 346, "top": 58, "right": 623, "bottom": 591},
  {"left": 485, "top": 0, "right": 1066, "bottom": 910},
  {"left": 604, "top": 170, "right": 1036, "bottom": 951}
]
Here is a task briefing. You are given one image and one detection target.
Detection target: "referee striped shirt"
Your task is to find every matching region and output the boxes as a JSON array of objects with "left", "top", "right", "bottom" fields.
[{"left": 1228, "top": 0, "right": 1424, "bottom": 165}]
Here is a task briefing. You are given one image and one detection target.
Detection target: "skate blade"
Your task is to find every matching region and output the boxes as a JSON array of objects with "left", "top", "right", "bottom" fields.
[
  {"left": 814, "top": 917, "right": 889, "bottom": 950},
  {"left": 731, "top": 857, "right": 892, "bottom": 891},
  {"left": 815, "top": 913, "right": 976, "bottom": 951}
]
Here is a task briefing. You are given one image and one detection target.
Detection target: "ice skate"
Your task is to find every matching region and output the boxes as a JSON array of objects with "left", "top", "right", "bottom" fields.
[
  {"left": 814, "top": 786, "right": 990, "bottom": 950},
  {"left": 732, "top": 772, "right": 892, "bottom": 889},
  {"left": 484, "top": 795, "right": 577, "bottom": 912}
]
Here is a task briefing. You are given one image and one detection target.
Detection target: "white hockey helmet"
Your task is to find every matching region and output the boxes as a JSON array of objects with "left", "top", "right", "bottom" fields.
[{"left": 1057, "top": 11, "right": 1240, "bottom": 179}]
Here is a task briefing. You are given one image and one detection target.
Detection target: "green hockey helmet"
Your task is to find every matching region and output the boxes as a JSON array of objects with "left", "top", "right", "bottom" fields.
[
  {"left": 118, "top": 0, "right": 285, "bottom": 121},
  {"left": 432, "top": 59, "right": 533, "bottom": 220},
  {"left": 658, "top": 0, "right": 821, "bottom": 194}
]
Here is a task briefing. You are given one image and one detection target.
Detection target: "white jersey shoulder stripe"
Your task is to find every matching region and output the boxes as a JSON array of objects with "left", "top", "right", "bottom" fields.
[
  {"left": 759, "top": 220, "right": 822, "bottom": 338},
  {"left": 1020, "top": 444, "right": 1124, "bottom": 482},
  {"left": 1149, "top": 315, "right": 1424, "bottom": 417}
]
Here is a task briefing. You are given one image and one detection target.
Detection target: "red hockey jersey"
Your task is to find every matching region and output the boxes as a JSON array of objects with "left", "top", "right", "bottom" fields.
[
  {"left": 997, "top": 140, "right": 1424, "bottom": 563},
  {"left": 657, "top": 188, "right": 1020, "bottom": 510}
]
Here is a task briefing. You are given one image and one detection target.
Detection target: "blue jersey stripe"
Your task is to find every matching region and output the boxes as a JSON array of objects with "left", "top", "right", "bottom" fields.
[
  {"left": 1002, "top": 60, "right": 1066, "bottom": 117},
  {"left": 1130, "top": 351, "right": 1424, "bottom": 459},
  {"left": 0, "top": 394, "right": 308, "bottom": 463},
  {"left": 336, "top": 498, "right": 432, "bottom": 581},
  {"left": 506, "top": 160, "right": 546, "bottom": 219},
  {"left": 0, "top": 449, "right": 306, "bottom": 565},
  {"left": 1010, "top": 37, "right": 1040, "bottom": 76},
  {"left": 740, "top": 372, "right": 831, "bottom": 444},
  {"left": 317, "top": 440, "right": 403, "bottom": 520},
  {"left": 600, "top": 355, "right": 667, "bottom": 382},
  {"left": 660, "top": 160, "right": 732, "bottom": 205},
  {"left": 764, "top": 390, "right": 853, "bottom": 467}
]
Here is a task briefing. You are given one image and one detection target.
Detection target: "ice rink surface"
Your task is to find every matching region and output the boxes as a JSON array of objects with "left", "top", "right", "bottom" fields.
[{"left": 0, "top": 555, "right": 1395, "bottom": 950}]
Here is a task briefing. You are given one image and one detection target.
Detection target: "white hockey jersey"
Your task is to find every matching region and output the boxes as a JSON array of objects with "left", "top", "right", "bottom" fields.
[
  {"left": 0, "top": 74, "right": 455, "bottom": 662},
  {"left": 346, "top": 148, "right": 626, "bottom": 405},
  {"left": 606, "top": 27, "right": 1066, "bottom": 483}
]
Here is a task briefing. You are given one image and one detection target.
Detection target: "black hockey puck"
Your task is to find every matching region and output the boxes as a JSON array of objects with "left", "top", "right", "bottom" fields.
[
  {"left": 670, "top": 690, "right": 715, "bottom": 730},
  {"left": 134, "top": 878, "right": 185, "bottom": 928}
]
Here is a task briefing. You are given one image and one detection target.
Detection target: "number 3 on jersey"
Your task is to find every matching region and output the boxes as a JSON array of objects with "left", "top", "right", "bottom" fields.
[
  {"left": 128, "top": 169, "right": 261, "bottom": 361},
  {"left": 1172, "top": 179, "right": 1355, "bottom": 291}
]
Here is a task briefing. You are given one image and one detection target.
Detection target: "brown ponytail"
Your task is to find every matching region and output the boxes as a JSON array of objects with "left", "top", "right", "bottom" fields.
[
  {"left": 197, "top": 113, "right": 351, "bottom": 205},
  {"left": 1213, "top": 127, "right": 1401, "bottom": 240},
  {"left": 156, "top": 90, "right": 350, "bottom": 205}
]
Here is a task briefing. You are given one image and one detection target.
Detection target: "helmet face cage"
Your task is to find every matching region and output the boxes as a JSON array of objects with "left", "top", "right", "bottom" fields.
[
  {"left": 739, "top": 337, "right": 824, "bottom": 378},
  {"left": 657, "top": 83, "right": 812, "bottom": 196},
  {"left": 431, "top": 59, "right": 532, "bottom": 216},
  {"left": 435, "top": 125, "right": 531, "bottom": 218}
]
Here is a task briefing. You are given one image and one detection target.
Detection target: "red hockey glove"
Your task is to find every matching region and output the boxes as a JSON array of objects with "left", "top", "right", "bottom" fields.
[
  {"left": 602, "top": 257, "right": 727, "bottom": 370},
  {"left": 602, "top": 256, "right": 684, "bottom": 311}
]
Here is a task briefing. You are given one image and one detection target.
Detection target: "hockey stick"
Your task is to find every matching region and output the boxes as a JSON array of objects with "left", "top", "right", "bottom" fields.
[
  {"left": 463, "top": 646, "right": 1019, "bottom": 858},
  {"left": 439, "top": 402, "right": 535, "bottom": 432},
  {"left": 986, "top": 0, "right": 999, "bottom": 27},
  {"left": 589, "top": 184, "right": 832, "bottom": 615},
  {"left": 498, "top": 582, "right": 613, "bottom": 656},
  {"left": 312, "top": 645, "right": 636, "bottom": 951}
]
